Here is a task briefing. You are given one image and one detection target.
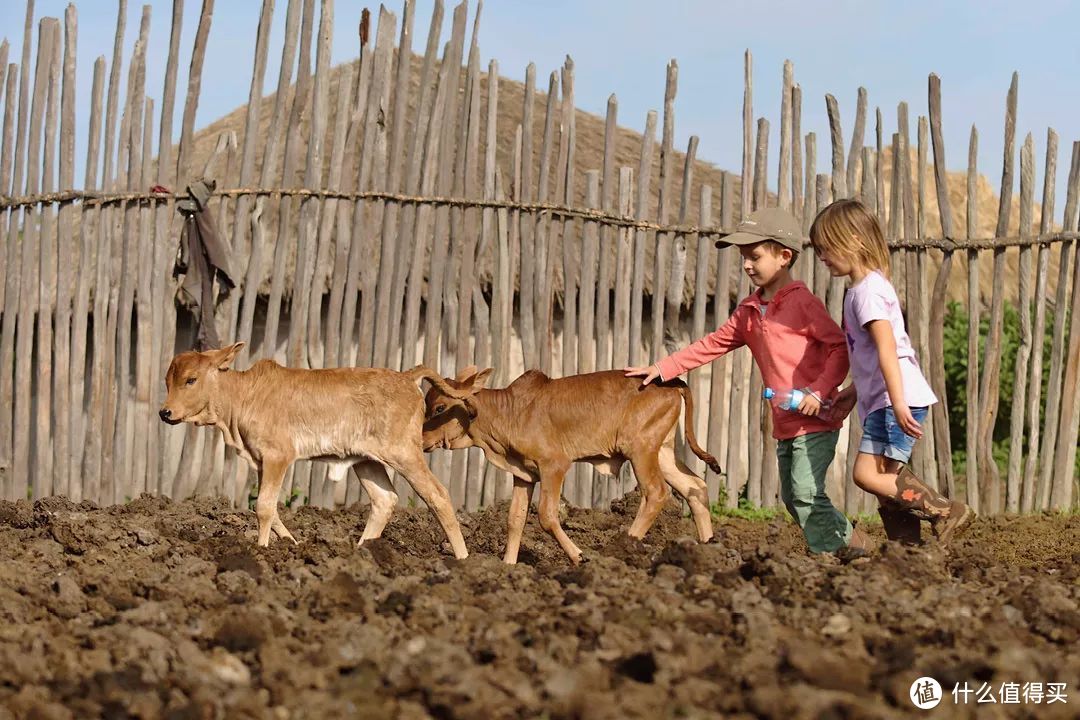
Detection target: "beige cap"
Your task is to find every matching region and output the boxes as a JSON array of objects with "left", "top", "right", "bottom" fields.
[{"left": 715, "top": 207, "right": 806, "bottom": 252}]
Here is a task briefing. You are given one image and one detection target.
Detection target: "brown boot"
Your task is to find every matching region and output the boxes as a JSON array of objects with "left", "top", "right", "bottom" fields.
[
  {"left": 848, "top": 524, "right": 873, "bottom": 551},
  {"left": 878, "top": 500, "right": 922, "bottom": 545},
  {"left": 893, "top": 467, "right": 975, "bottom": 546},
  {"left": 835, "top": 523, "right": 873, "bottom": 563}
]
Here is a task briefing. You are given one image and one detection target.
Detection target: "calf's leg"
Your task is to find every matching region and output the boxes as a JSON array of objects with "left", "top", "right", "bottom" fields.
[
  {"left": 271, "top": 515, "right": 297, "bottom": 544},
  {"left": 627, "top": 450, "right": 672, "bottom": 539},
  {"left": 387, "top": 448, "right": 469, "bottom": 559},
  {"left": 504, "top": 477, "right": 536, "bottom": 564},
  {"left": 256, "top": 455, "right": 293, "bottom": 547},
  {"left": 355, "top": 460, "right": 399, "bottom": 545},
  {"left": 537, "top": 461, "right": 584, "bottom": 564},
  {"left": 657, "top": 443, "right": 714, "bottom": 542}
]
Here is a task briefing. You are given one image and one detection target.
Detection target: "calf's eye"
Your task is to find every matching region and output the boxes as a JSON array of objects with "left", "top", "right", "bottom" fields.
[
  {"left": 433, "top": 404, "right": 447, "bottom": 416},
  {"left": 185, "top": 377, "right": 197, "bottom": 386}
]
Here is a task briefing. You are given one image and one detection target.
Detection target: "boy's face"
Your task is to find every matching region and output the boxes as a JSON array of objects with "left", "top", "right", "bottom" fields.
[{"left": 739, "top": 241, "right": 791, "bottom": 288}]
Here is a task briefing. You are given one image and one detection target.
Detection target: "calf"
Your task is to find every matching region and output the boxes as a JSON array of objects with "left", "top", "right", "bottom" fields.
[
  {"left": 159, "top": 342, "right": 469, "bottom": 558},
  {"left": 422, "top": 367, "right": 720, "bottom": 564}
]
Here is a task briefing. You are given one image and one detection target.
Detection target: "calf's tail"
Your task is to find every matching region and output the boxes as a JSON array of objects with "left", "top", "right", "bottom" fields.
[{"left": 676, "top": 381, "right": 723, "bottom": 476}]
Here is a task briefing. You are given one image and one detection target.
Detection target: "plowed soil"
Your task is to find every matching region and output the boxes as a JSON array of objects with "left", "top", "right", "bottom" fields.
[{"left": 0, "top": 494, "right": 1076, "bottom": 719}]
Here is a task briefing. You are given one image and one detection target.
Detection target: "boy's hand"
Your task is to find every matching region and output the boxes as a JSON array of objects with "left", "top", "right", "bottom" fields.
[
  {"left": 624, "top": 364, "right": 661, "bottom": 386},
  {"left": 796, "top": 393, "right": 822, "bottom": 416},
  {"left": 894, "top": 403, "right": 923, "bottom": 438}
]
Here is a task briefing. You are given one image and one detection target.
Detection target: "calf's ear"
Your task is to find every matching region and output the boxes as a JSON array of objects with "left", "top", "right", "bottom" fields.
[
  {"left": 455, "top": 364, "right": 479, "bottom": 382},
  {"left": 213, "top": 341, "right": 246, "bottom": 370},
  {"left": 468, "top": 367, "right": 494, "bottom": 390}
]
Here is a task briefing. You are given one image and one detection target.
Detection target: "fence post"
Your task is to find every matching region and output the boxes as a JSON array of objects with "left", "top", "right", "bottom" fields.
[
  {"left": 1006, "top": 134, "right": 1035, "bottom": 511},
  {"left": 37, "top": 19, "right": 63, "bottom": 501},
  {"left": 723, "top": 50, "right": 753, "bottom": 509},
  {"left": 689, "top": 183, "right": 711, "bottom": 479},
  {"left": 707, "top": 175, "right": 733, "bottom": 504},
  {"left": 1038, "top": 142, "right": 1080, "bottom": 509},
  {"left": 745, "top": 118, "right": 769, "bottom": 507},
  {"left": 628, "top": 110, "right": 656, "bottom": 368},
  {"left": 264, "top": 0, "right": 314, "bottom": 369},
  {"left": 651, "top": 61, "right": 678, "bottom": 361},
  {"left": 927, "top": 73, "right": 957, "bottom": 501},
  {"left": 595, "top": 95, "right": 616, "bottom": 371},
  {"left": 976, "top": 72, "right": 1018, "bottom": 514},
  {"left": 1021, "top": 129, "right": 1057, "bottom": 511},
  {"left": 0, "top": 48, "right": 19, "bottom": 502}
]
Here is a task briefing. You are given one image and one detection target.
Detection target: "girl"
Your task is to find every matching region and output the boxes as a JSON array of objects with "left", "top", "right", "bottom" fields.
[{"left": 810, "top": 199, "right": 974, "bottom": 545}]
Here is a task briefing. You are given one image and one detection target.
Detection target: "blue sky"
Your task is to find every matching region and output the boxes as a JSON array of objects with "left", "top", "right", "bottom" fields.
[{"left": 3, "top": 0, "right": 1078, "bottom": 224}]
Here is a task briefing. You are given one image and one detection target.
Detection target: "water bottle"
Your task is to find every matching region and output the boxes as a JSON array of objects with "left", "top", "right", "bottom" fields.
[{"left": 763, "top": 387, "right": 831, "bottom": 412}]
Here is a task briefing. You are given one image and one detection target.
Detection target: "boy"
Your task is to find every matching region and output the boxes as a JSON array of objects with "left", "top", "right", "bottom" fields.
[{"left": 626, "top": 208, "right": 870, "bottom": 556}]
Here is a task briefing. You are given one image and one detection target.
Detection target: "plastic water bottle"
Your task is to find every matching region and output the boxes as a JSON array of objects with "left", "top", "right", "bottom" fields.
[{"left": 763, "top": 387, "right": 831, "bottom": 412}]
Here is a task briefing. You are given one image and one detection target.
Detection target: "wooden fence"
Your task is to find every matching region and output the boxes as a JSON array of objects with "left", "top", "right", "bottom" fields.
[{"left": 0, "top": 0, "right": 1077, "bottom": 515}]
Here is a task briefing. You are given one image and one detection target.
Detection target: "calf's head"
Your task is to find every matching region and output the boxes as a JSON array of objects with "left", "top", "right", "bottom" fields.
[
  {"left": 422, "top": 366, "right": 492, "bottom": 451},
  {"left": 159, "top": 342, "right": 245, "bottom": 426}
]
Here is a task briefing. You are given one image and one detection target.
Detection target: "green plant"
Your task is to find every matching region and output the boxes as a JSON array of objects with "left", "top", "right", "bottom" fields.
[
  {"left": 942, "top": 300, "right": 1079, "bottom": 482},
  {"left": 285, "top": 488, "right": 305, "bottom": 508},
  {"left": 248, "top": 485, "right": 306, "bottom": 510},
  {"left": 711, "top": 496, "right": 789, "bottom": 522},
  {"left": 850, "top": 511, "right": 881, "bottom": 526}
]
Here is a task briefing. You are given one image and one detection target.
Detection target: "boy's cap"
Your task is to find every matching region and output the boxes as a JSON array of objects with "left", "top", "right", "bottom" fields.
[{"left": 715, "top": 207, "right": 806, "bottom": 252}]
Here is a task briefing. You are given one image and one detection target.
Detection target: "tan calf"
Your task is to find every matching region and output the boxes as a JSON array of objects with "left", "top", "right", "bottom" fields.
[
  {"left": 422, "top": 368, "right": 720, "bottom": 564},
  {"left": 159, "top": 342, "right": 469, "bottom": 558}
]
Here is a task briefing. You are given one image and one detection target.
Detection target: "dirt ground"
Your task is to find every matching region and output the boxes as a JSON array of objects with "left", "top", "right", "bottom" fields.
[{"left": 0, "top": 493, "right": 1076, "bottom": 720}]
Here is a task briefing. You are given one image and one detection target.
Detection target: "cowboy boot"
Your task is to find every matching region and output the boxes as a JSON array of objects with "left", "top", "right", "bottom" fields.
[
  {"left": 878, "top": 500, "right": 922, "bottom": 545},
  {"left": 848, "top": 523, "right": 873, "bottom": 551},
  {"left": 835, "top": 523, "right": 873, "bottom": 563},
  {"left": 893, "top": 466, "right": 975, "bottom": 545}
]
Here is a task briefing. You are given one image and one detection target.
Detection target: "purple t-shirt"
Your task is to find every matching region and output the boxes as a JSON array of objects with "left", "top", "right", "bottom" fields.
[{"left": 844, "top": 270, "right": 937, "bottom": 421}]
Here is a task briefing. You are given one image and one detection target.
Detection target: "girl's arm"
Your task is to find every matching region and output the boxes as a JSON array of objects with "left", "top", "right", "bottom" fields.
[
  {"left": 866, "top": 319, "right": 923, "bottom": 438},
  {"left": 824, "top": 383, "right": 858, "bottom": 421}
]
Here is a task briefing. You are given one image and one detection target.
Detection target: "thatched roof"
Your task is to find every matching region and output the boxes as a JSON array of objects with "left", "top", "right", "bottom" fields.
[{"left": 189, "top": 55, "right": 1061, "bottom": 309}]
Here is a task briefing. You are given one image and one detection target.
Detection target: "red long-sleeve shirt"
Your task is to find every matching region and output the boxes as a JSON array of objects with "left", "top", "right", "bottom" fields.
[{"left": 656, "top": 281, "right": 849, "bottom": 440}]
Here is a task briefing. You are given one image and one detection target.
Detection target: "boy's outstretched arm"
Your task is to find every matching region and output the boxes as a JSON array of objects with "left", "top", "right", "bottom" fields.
[
  {"left": 624, "top": 364, "right": 662, "bottom": 385},
  {"left": 625, "top": 311, "right": 746, "bottom": 387}
]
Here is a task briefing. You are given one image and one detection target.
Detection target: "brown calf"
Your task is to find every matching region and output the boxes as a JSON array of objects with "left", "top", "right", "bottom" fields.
[
  {"left": 422, "top": 367, "right": 720, "bottom": 564},
  {"left": 159, "top": 342, "right": 469, "bottom": 558}
]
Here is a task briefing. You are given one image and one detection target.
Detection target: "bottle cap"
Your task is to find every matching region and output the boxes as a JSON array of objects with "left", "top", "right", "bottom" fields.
[{"left": 763, "top": 388, "right": 775, "bottom": 399}]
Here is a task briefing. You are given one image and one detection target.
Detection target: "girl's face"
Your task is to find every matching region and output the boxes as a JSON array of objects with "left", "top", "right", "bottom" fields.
[
  {"left": 814, "top": 245, "right": 856, "bottom": 277},
  {"left": 739, "top": 242, "right": 790, "bottom": 288}
]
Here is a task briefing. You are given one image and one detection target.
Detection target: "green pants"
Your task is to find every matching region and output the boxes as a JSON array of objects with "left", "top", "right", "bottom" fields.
[{"left": 776, "top": 430, "right": 852, "bottom": 553}]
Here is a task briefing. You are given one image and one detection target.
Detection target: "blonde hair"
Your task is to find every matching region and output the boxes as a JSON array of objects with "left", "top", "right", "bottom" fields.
[{"left": 809, "top": 199, "right": 891, "bottom": 278}]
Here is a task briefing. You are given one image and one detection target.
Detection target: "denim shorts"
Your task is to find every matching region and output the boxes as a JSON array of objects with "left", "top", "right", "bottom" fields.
[{"left": 858, "top": 406, "right": 929, "bottom": 463}]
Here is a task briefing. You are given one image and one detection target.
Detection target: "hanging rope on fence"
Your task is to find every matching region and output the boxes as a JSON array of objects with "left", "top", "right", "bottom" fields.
[{"left": 2, "top": 186, "right": 1079, "bottom": 251}]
